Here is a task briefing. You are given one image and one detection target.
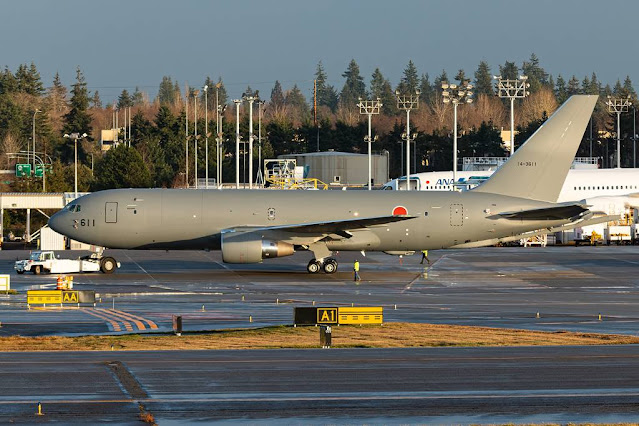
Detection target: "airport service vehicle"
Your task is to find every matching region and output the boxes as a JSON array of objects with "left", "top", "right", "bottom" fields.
[
  {"left": 604, "top": 225, "right": 632, "bottom": 245},
  {"left": 14, "top": 251, "right": 119, "bottom": 275},
  {"left": 49, "top": 96, "right": 603, "bottom": 274}
]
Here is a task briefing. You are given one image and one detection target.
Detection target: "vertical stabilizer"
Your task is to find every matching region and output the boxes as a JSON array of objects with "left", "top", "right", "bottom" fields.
[{"left": 472, "top": 95, "right": 597, "bottom": 202}]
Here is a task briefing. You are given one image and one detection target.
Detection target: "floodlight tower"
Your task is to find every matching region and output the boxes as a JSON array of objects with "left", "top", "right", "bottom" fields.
[
  {"left": 494, "top": 75, "right": 530, "bottom": 156},
  {"left": 193, "top": 89, "right": 200, "bottom": 189},
  {"left": 395, "top": 89, "right": 420, "bottom": 191},
  {"left": 441, "top": 80, "right": 473, "bottom": 186},
  {"left": 204, "top": 85, "right": 209, "bottom": 188},
  {"left": 606, "top": 95, "right": 632, "bottom": 168},
  {"left": 233, "top": 99, "right": 242, "bottom": 188},
  {"left": 357, "top": 97, "right": 382, "bottom": 190}
]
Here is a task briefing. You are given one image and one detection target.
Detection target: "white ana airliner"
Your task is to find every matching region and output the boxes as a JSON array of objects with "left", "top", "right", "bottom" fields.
[{"left": 383, "top": 168, "right": 639, "bottom": 217}]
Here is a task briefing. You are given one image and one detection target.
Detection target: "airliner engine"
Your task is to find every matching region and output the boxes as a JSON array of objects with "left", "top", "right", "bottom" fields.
[{"left": 221, "top": 232, "right": 295, "bottom": 263}]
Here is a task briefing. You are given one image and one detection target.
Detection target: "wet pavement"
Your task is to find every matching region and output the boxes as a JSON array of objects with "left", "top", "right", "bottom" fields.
[{"left": 2, "top": 246, "right": 639, "bottom": 423}]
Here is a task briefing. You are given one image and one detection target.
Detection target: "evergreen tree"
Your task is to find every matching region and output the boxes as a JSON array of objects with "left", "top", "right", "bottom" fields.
[
  {"left": 339, "top": 59, "right": 366, "bottom": 107},
  {"left": 397, "top": 60, "right": 419, "bottom": 93},
  {"left": 270, "top": 80, "right": 285, "bottom": 108},
  {"left": 370, "top": 68, "right": 397, "bottom": 115},
  {"left": 419, "top": 73, "right": 434, "bottom": 104},
  {"left": 132, "top": 86, "right": 145, "bottom": 105},
  {"left": 63, "top": 67, "right": 92, "bottom": 137},
  {"left": 581, "top": 75, "right": 591, "bottom": 95},
  {"left": 567, "top": 75, "right": 581, "bottom": 96},
  {"left": 555, "top": 75, "right": 568, "bottom": 103},
  {"left": 474, "top": 61, "right": 493, "bottom": 96},
  {"left": 48, "top": 72, "right": 67, "bottom": 113},
  {"left": 93, "top": 144, "right": 152, "bottom": 190},
  {"left": 521, "top": 53, "right": 548, "bottom": 92},
  {"left": 0, "top": 66, "right": 18, "bottom": 94},
  {"left": 158, "top": 76, "right": 175, "bottom": 105},
  {"left": 623, "top": 76, "right": 636, "bottom": 100},
  {"left": 285, "top": 84, "right": 309, "bottom": 116},
  {"left": 117, "top": 89, "right": 133, "bottom": 109},
  {"left": 589, "top": 72, "right": 601, "bottom": 95},
  {"left": 499, "top": 61, "right": 518, "bottom": 80},
  {"left": 454, "top": 69, "right": 467, "bottom": 84},
  {"left": 91, "top": 90, "right": 102, "bottom": 109},
  {"left": 314, "top": 61, "right": 338, "bottom": 111},
  {"left": 434, "top": 69, "right": 449, "bottom": 88}
]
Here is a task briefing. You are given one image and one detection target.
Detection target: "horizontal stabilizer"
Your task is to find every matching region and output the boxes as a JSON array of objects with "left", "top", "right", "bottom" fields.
[{"left": 497, "top": 204, "right": 588, "bottom": 221}]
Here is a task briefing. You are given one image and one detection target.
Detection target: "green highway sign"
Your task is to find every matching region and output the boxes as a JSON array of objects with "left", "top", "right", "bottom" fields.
[
  {"left": 34, "top": 165, "right": 44, "bottom": 178},
  {"left": 15, "top": 164, "right": 31, "bottom": 177}
]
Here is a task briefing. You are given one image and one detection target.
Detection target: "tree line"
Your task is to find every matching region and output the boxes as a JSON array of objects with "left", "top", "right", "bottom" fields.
[{"left": 0, "top": 53, "right": 637, "bottom": 193}]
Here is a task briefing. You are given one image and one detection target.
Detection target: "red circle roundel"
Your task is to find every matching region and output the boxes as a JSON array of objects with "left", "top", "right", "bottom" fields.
[{"left": 392, "top": 205, "right": 408, "bottom": 216}]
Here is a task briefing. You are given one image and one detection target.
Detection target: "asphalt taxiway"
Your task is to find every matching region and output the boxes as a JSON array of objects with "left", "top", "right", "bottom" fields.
[
  {"left": 2, "top": 246, "right": 639, "bottom": 336},
  {"left": 2, "top": 345, "right": 639, "bottom": 423}
]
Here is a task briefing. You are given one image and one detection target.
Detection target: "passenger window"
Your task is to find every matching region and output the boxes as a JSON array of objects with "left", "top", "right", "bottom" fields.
[{"left": 424, "top": 212, "right": 429, "bottom": 217}]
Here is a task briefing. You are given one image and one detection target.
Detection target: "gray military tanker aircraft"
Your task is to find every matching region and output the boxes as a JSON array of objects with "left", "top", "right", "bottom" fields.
[{"left": 49, "top": 95, "right": 599, "bottom": 274}]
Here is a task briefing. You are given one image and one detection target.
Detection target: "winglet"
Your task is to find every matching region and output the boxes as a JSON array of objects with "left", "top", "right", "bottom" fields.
[{"left": 472, "top": 95, "right": 598, "bottom": 202}]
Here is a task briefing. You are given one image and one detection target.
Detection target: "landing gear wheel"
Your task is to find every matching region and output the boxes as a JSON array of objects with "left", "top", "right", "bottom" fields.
[
  {"left": 307, "top": 259, "right": 322, "bottom": 274},
  {"left": 33, "top": 265, "right": 41, "bottom": 275},
  {"left": 100, "top": 257, "right": 117, "bottom": 274},
  {"left": 323, "top": 258, "right": 338, "bottom": 274},
  {"left": 16, "top": 270, "right": 24, "bottom": 275}
]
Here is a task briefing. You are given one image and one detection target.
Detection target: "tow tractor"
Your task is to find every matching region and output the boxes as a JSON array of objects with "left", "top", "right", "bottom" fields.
[{"left": 14, "top": 250, "right": 120, "bottom": 275}]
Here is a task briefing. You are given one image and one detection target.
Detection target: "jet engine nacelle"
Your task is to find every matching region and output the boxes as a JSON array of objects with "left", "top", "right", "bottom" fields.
[{"left": 221, "top": 232, "right": 295, "bottom": 264}]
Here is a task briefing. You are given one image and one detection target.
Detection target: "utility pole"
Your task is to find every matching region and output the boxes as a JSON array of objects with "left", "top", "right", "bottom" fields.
[
  {"left": 204, "top": 85, "right": 209, "bottom": 189},
  {"left": 494, "top": 75, "right": 530, "bottom": 156},
  {"left": 442, "top": 80, "right": 474, "bottom": 186},
  {"left": 257, "top": 100, "right": 265, "bottom": 186},
  {"left": 606, "top": 96, "right": 632, "bottom": 168},
  {"left": 185, "top": 90, "right": 189, "bottom": 187},
  {"left": 233, "top": 99, "right": 242, "bottom": 188},
  {"left": 395, "top": 89, "right": 420, "bottom": 191},
  {"left": 314, "top": 79, "right": 319, "bottom": 152},
  {"left": 32, "top": 109, "right": 40, "bottom": 171},
  {"left": 357, "top": 97, "right": 382, "bottom": 190}
]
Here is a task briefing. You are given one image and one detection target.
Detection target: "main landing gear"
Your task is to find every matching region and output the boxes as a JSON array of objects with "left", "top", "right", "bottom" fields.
[{"left": 307, "top": 258, "right": 338, "bottom": 274}]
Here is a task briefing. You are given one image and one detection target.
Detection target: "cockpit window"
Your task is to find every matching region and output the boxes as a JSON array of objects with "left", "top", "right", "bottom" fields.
[{"left": 64, "top": 204, "right": 81, "bottom": 212}]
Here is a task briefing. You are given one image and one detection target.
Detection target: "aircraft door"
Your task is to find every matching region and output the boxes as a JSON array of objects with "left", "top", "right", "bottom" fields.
[
  {"left": 105, "top": 202, "right": 118, "bottom": 223},
  {"left": 450, "top": 204, "right": 463, "bottom": 226}
]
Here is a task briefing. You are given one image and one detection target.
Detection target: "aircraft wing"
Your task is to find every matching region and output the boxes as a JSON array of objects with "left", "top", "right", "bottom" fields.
[
  {"left": 227, "top": 215, "right": 417, "bottom": 236},
  {"left": 495, "top": 204, "right": 588, "bottom": 221}
]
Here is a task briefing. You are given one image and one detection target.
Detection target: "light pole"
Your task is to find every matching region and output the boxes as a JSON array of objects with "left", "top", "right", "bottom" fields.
[
  {"left": 243, "top": 94, "right": 257, "bottom": 189},
  {"left": 257, "top": 100, "right": 265, "bottom": 186},
  {"left": 32, "top": 109, "right": 40, "bottom": 171},
  {"left": 204, "top": 85, "right": 209, "bottom": 189},
  {"left": 63, "top": 132, "right": 87, "bottom": 199},
  {"left": 442, "top": 80, "right": 473, "bottom": 186},
  {"left": 185, "top": 92, "right": 189, "bottom": 187},
  {"left": 357, "top": 97, "right": 382, "bottom": 190},
  {"left": 606, "top": 95, "right": 632, "bottom": 168},
  {"left": 233, "top": 99, "right": 242, "bottom": 188},
  {"left": 193, "top": 89, "right": 199, "bottom": 189},
  {"left": 634, "top": 106, "right": 637, "bottom": 168},
  {"left": 494, "top": 75, "right": 530, "bottom": 156},
  {"left": 395, "top": 89, "right": 420, "bottom": 191},
  {"left": 217, "top": 103, "right": 226, "bottom": 189}
]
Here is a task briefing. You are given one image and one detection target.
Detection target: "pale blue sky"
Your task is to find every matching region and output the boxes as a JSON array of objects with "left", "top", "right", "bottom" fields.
[{"left": 1, "top": 0, "right": 637, "bottom": 102}]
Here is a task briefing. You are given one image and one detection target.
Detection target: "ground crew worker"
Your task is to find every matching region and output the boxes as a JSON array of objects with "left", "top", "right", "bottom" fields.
[
  {"left": 353, "top": 260, "right": 361, "bottom": 281},
  {"left": 420, "top": 249, "right": 430, "bottom": 265}
]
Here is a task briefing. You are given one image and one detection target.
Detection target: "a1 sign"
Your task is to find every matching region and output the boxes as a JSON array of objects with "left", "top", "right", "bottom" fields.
[{"left": 15, "top": 163, "right": 31, "bottom": 177}]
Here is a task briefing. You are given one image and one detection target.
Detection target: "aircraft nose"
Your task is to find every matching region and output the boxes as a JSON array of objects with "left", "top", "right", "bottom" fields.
[{"left": 48, "top": 210, "right": 65, "bottom": 234}]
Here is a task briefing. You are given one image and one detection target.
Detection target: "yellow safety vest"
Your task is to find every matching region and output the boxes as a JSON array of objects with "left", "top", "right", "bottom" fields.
[{"left": 354, "top": 261, "right": 360, "bottom": 271}]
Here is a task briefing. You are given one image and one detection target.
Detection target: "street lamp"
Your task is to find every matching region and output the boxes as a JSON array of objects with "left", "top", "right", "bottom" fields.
[
  {"left": 395, "top": 89, "right": 421, "bottom": 191},
  {"left": 32, "top": 109, "right": 41, "bottom": 171},
  {"left": 442, "top": 80, "right": 473, "bottom": 186},
  {"left": 193, "top": 89, "right": 200, "bottom": 189},
  {"left": 63, "top": 132, "right": 88, "bottom": 199},
  {"left": 204, "top": 85, "right": 209, "bottom": 189},
  {"left": 233, "top": 99, "right": 242, "bottom": 188},
  {"left": 185, "top": 93, "right": 189, "bottom": 187},
  {"left": 606, "top": 95, "right": 632, "bottom": 168},
  {"left": 357, "top": 97, "right": 382, "bottom": 190},
  {"left": 243, "top": 93, "right": 257, "bottom": 189},
  {"left": 494, "top": 75, "right": 530, "bottom": 157},
  {"left": 217, "top": 102, "right": 227, "bottom": 189},
  {"left": 257, "top": 100, "right": 266, "bottom": 186}
]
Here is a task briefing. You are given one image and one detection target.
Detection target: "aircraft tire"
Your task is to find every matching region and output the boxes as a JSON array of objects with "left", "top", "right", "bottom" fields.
[
  {"left": 307, "top": 259, "right": 321, "bottom": 274},
  {"left": 16, "top": 270, "right": 24, "bottom": 275},
  {"left": 33, "top": 265, "right": 41, "bottom": 275},
  {"left": 323, "top": 258, "right": 338, "bottom": 274},
  {"left": 100, "top": 257, "right": 117, "bottom": 274}
]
